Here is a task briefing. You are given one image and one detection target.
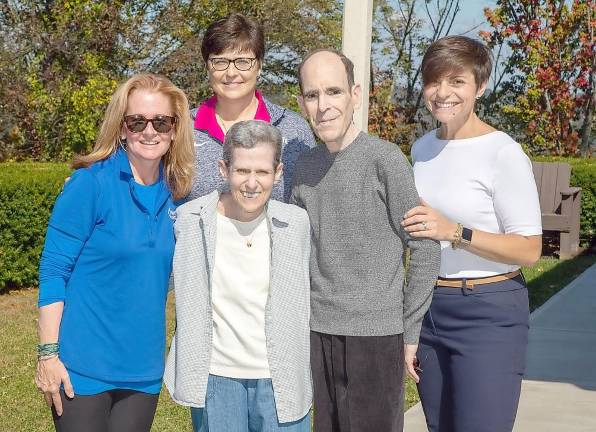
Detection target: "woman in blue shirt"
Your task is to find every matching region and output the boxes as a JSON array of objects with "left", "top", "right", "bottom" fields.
[{"left": 35, "top": 73, "right": 194, "bottom": 432}]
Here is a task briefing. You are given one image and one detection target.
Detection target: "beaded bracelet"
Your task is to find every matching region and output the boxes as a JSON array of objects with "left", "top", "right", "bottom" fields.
[
  {"left": 37, "top": 342, "right": 59, "bottom": 360},
  {"left": 451, "top": 223, "right": 463, "bottom": 249}
]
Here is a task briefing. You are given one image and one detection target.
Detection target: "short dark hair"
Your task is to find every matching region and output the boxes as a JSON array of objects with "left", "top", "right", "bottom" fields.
[
  {"left": 222, "top": 120, "right": 282, "bottom": 168},
  {"left": 297, "top": 48, "right": 355, "bottom": 93},
  {"left": 201, "top": 13, "right": 265, "bottom": 63},
  {"left": 421, "top": 36, "right": 493, "bottom": 88}
]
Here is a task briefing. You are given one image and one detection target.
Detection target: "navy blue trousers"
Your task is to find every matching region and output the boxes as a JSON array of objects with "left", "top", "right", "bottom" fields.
[{"left": 416, "top": 275, "right": 529, "bottom": 432}]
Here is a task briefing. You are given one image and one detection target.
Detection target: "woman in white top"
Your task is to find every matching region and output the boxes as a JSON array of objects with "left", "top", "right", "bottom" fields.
[
  {"left": 164, "top": 120, "right": 312, "bottom": 432},
  {"left": 402, "top": 36, "right": 542, "bottom": 432}
]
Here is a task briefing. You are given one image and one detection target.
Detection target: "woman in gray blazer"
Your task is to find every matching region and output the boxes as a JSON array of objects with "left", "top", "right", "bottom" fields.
[{"left": 164, "top": 120, "right": 312, "bottom": 432}]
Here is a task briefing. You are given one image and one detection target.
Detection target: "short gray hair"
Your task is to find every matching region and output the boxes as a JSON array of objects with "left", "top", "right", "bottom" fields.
[{"left": 222, "top": 120, "right": 282, "bottom": 167}]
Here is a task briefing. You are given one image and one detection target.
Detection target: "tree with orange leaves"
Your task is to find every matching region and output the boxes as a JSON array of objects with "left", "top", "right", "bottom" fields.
[{"left": 480, "top": 0, "right": 595, "bottom": 156}]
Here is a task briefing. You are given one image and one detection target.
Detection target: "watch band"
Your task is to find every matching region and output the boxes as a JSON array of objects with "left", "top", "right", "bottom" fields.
[
  {"left": 460, "top": 226, "right": 473, "bottom": 246},
  {"left": 451, "top": 223, "right": 463, "bottom": 249}
]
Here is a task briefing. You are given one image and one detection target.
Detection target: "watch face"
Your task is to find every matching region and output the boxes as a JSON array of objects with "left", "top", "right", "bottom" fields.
[{"left": 462, "top": 227, "right": 473, "bottom": 242}]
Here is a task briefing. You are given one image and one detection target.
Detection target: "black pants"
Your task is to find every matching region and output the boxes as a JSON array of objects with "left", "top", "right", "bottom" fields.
[
  {"left": 310, "top": 331, "right": 405, "bottom": 432},
  {"left": 52, "top": 389, "right": 159, "bottom": 432},
  {"left": 417, "top": 276, "right": 529, "bottom": 432}
]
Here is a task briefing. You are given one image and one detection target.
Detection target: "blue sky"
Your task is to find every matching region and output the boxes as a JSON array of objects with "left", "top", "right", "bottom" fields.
[
  {"left": 372, "top": 0, "right": 504, "bottom": 89},
  {"left": 451, "top": 0, "right": 497, "bottom": 35},
  {"left": 372, "top": 1, "right": 500, "bottom": 64}
]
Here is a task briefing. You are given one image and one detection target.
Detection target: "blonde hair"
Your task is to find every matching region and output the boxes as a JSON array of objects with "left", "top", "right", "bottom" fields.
[{"left": 73, "top": 73, "right": 195, "bottom": 200}]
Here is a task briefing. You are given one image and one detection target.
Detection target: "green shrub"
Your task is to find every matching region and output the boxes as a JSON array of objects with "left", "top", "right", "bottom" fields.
[
  {"left": 533, "top": 156, "right": 595, "bottom": 247},
  {"left": 0, "top": 158, "right": 593, "bottom": 292},
  {"left": 0, "top": 162, "right": 71, "bottom": 292}
]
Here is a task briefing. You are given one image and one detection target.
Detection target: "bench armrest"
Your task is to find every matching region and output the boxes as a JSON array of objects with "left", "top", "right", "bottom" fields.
[{"left": 560, "top": 187, "right": 581, "bottom": 196}]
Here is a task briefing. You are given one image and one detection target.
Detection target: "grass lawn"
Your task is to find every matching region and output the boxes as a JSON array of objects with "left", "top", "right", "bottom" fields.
[
  {"left": 1, "top": 254, "right": 594, "bottom": 431},
  {"left": 524, "top": 252, "right": 596, "bottom": 311}
]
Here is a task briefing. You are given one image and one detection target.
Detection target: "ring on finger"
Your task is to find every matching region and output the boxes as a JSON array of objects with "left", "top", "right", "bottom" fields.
[{"left": 421, "top": 221, "right": 427, "bottom": 230}]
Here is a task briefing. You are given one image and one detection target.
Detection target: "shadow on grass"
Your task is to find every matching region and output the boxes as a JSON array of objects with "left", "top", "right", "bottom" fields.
[{"left": 526, "top": 249, "right": 596, "bottom": 312}]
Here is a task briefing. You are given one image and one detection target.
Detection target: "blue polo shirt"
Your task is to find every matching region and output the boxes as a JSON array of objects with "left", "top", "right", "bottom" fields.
[{"left": 39, "top": 149, "right": 178, "bottom": 393}]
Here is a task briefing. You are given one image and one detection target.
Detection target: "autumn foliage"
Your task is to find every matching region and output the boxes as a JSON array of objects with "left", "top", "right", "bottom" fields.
[
  {"left": 368, "top": 76, "right": 419, "bottom": 154},
  {"left": 0, "top": 0, "right": 342, "bottom": 161},
  {"left": 481, "top": 0, "right": 595, "bottom": 156}
]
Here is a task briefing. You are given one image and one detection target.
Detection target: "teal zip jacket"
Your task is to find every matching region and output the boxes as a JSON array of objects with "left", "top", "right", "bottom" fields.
[{"left": 39, "top": 148, "right": 178, "bottom": 384}]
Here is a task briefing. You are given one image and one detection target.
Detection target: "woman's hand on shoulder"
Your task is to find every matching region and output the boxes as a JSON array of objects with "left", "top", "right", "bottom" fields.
[
  {"left": 402, "top": 198, "right": 457, "bottom": 242},
  {"left": 35, "top": 357, "right": 73, "bottom": 416}
]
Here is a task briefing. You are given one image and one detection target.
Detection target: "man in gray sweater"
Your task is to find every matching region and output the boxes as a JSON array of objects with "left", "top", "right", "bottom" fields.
[{"left": 291, "top": 49, "right": 441, "bottom": 432}]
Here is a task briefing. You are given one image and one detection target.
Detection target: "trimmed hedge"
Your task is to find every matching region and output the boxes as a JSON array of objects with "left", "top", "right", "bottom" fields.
[
  {"left": 0, "top": 163, "right": 71, "bottom": 292},
  {"left": 0, "top": 158, "right": 594, "bottom": 292}
]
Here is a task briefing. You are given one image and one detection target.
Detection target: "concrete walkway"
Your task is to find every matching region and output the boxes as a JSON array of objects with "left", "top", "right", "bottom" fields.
[{"left": 404, "top": 262, "right": 596, "bottom": 432}]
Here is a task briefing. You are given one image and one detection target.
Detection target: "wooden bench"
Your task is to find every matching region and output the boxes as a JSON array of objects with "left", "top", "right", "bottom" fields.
[{"left": 532, "top": 162, "right": 582, "bottom": 259}]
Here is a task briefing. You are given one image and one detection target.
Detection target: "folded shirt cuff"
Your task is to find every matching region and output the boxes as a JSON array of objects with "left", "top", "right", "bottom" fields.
[{"left": 38, "top": 280, "right": 66, "bottom": 307}]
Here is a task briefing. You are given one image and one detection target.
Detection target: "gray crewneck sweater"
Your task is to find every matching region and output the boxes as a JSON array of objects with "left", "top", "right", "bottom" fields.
[{"left": 290, "top": 132, "right": 440, "bottom": 343}]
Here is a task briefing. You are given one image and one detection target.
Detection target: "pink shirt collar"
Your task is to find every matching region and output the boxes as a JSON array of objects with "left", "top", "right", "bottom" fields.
[{"left": 193, "top": 91, "right": 271, "bottom": 142}]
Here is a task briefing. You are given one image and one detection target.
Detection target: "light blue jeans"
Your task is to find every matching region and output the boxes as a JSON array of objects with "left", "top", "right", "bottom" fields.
[{"left": 191, "top": 374, "right": 311, "bottom": 432}]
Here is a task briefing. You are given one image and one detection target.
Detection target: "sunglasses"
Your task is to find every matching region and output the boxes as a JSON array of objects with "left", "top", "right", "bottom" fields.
[
  {"left": 123, "top": 115, "right": 177, "bottom": 133},
  {"left": 209, "top": 57, "right": 257, "bottom": 71}
]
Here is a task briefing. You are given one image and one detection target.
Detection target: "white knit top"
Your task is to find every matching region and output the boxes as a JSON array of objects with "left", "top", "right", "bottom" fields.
[
  {"left": 209, "top": 211, "right": 271, "bottom": 378},
  {"left": 412, "top": 130, "right": 542, "bottom": 278}
]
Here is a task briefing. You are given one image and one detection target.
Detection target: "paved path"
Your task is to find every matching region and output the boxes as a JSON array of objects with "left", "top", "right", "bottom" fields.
[{"left": 404, "top": 262, "right": 596, "bottom": 432}]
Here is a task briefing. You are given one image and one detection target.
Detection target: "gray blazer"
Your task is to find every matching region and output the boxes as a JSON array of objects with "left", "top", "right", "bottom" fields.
[{"left": 164, "top": 190, "right": 312, "bottom": 423}]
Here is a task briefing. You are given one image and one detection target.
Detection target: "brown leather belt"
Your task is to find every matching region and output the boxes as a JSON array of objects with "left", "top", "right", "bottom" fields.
[{"left": 436, "top": 270, "right": 521, "bottom": 289}]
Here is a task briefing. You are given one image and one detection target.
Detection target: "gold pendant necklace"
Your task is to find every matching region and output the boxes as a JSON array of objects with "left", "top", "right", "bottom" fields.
[
  {"left": 243, "top": 220, "right": 260, "bottom": 248},
  {"left": 245, "top": 232, "right": 255, "bottom": 248}
]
